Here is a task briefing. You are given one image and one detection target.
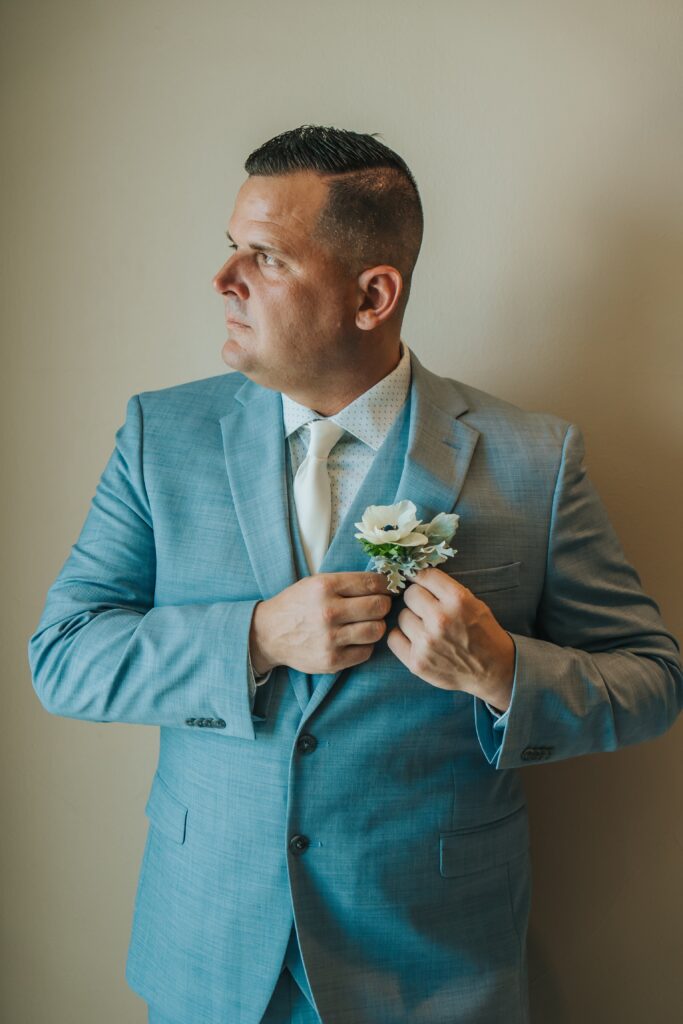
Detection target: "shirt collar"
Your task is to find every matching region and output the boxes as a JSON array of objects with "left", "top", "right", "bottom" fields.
[{"left": 280, "top": 339, "right": 412, "bottom": 451}]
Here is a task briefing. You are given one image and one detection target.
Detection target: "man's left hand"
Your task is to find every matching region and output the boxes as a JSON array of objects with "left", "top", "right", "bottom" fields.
[{"left": 386, "top": 568, "right": 515, "bottom": 713}]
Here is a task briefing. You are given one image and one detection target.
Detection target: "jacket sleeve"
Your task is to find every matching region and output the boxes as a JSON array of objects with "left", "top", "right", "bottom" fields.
[
  {"left": 247, "top": 643, "right": 274, "bottom": 714},
  {"left": 27, "top": 394, "right": 262, "bottom": 742},
  {"left": 474, "top": 422, "right": 683, "bottom": 769}
]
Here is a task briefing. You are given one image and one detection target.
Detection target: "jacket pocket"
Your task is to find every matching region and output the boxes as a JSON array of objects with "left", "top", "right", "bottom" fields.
[
  {"left": 144, "top": 770, "right": 188, "bottom": 845},
  {"left": 445, "top": 560, "right": 521, "bottom": 595},
  {"left": 440, "top": 803, "right": 529, "bottom": 877}
]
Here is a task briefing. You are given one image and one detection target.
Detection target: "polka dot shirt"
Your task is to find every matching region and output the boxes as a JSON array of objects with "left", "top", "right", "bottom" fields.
[
  {"left": 249, "top": 340, "right": 411, "bottom": 693},
  {"left": 281, "top": 339, "right": 412, "bottom": 541}
]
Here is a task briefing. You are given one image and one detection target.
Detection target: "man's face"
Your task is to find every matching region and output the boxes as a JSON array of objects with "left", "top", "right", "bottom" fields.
[{"left": 213, "top": 171, "right": 358, "bottom": 389}]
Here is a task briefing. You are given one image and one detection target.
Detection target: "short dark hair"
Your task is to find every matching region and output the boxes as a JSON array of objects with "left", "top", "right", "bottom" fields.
[{"left": 244, "top": 124, "right": 423, "bottom": 313}]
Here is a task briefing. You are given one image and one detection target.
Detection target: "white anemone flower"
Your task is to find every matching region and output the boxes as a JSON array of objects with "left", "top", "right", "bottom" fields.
[{"left": 354, "top": 500, "right": 429, "bottom": 547}]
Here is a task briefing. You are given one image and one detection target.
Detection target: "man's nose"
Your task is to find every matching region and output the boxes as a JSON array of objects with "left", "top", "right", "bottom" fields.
[{"left": 212, "top": 257, "right": 248, "bottom": 298}]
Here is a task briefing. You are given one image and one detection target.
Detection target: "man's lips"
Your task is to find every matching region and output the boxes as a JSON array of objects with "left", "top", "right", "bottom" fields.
[{"left": 226, "top": 318, "right": 249, "bottom": 328}]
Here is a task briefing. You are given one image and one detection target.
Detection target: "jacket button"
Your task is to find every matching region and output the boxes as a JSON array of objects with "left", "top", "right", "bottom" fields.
[
  {"left": 521, "top": 747, "right": 542, "bottom": 761},
  {"left": 185, "top": 718, "right": 197, "bottom": 726},
  {"left": 213, "top": 719, "right": 226, "bottom": 729},
  {"left": 196, "top": 718, "right": 207, "bottom": 727},
  {"left": 296, "top": 733, "right": 317, "bottom": 754},
  {"left": 289, "top": 834, "right": 310, "bottom": 854}
]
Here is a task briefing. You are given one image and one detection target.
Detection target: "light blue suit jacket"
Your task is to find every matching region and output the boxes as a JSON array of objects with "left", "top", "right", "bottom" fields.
[{"left": 28, "top": 347, "right": 682, "bottom": 1023}]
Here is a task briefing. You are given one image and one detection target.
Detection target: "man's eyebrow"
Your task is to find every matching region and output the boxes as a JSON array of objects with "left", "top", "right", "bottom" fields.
[{"left": 225, "top": 231, "right": 290, "bottom": 257}]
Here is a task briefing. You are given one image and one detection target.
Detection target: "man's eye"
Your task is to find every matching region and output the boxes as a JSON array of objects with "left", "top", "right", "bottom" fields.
[{"left": 228, "top": 243, "right": 280, "bottom": 268}]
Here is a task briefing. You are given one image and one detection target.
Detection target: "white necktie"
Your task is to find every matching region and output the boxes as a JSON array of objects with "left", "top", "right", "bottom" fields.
[{"left": 293, "top": 418, "right": 345, "bottom": 575}]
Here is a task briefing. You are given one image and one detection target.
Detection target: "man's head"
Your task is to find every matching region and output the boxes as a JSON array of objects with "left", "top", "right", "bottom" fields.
[{"left": 213, "top": 124, "right": 423, "bottom": 408}]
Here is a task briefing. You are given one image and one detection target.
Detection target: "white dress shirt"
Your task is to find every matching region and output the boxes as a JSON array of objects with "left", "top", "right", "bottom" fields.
[{"left": 246, "top": 340, "right": 510, "bottom": 728}]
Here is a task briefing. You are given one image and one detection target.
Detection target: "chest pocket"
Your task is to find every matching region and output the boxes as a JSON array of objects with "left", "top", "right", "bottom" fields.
[{"left": 445, "top": 560, "right": 520, "bottom": 596}]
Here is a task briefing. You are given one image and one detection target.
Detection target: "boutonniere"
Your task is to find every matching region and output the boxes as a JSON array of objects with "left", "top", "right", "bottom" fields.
[{"left": 354, "top": 499, "right": 459, "bottom": 594}]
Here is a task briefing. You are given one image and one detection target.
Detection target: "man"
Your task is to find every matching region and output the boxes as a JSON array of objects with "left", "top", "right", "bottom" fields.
[{"left": 28, "top": 125, "right": 682, "bottom": 1024}]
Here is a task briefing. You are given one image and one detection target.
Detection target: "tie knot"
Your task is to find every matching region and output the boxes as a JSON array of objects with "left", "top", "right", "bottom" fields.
[{"left": 305, "top": 418, "right": 345, "bottom": 459}]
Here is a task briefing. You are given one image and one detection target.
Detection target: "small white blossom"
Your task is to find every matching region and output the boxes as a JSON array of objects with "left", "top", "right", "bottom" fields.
[
  {"left": 354, "top": 500, "right": 459, "bottom": 594},
  {"left": 354, "top": 500, "right": 428, "bottom": 547}
]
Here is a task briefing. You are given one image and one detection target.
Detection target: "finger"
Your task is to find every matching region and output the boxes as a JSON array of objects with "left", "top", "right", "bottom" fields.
[
  {"left": 409, "top": 566, "right": 463, "bottom": 599},
  {"left": 403, "top": 580, "right": 442, "bottom": 620},
  {"left": 411, "top": 568, "right": 476, "bottom": 608},
  {"left": 339, "top": 644, "right": 376, "bottom": 669},
  {"left": 397, "top": 606, "right": 422, "bottom": 642},
  {"left": 327, "top": 571, "right": 394, "bottom": 598},
  {"left": 386, "top": 624, "right": 411, "bottom": 664},
  {"left": 332, "top": 593, "right": 393, "bottom": 625},
  {"left": 336, "top": 617, "right": 388, "bottom": 647}
]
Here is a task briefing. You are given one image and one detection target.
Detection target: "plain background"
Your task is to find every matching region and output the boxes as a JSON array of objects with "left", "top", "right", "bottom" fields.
[{"left": 3, "top": 1, "right": 682, "bottom": 1021}]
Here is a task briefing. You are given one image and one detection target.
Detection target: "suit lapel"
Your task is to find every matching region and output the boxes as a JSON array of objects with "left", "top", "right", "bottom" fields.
[
  {"left": 220, "top": 386, "right": 299, "bottom": 601},
  {"left": 302, "top": 349, "right": 480, "bottom": 718},
  {"left": 219, "top": 347, "right": 480, "bottom": 716},
  {"left": 318, "top": 349, "right": 480, "bottom": 577}
]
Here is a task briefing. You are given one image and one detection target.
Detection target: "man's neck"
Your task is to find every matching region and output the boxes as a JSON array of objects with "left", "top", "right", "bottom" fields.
[{"left": 284, "top": 341, "right": 404, "bottom": 417}]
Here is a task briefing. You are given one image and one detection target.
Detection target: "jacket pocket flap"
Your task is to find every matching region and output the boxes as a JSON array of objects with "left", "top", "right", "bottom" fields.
[
  {"left": 445, "top": 560, "right": 521, "bottom": 595},
  {"left": 145, "top": 771, "right": 188, "bottom": 845},
  {"left": 440, "top": 804, "right": 529, "bottom": 877}
]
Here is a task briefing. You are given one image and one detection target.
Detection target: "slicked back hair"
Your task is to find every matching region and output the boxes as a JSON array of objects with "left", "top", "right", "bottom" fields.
[{"left": 244, "top": 124, "right": 423, "bottom": 315}]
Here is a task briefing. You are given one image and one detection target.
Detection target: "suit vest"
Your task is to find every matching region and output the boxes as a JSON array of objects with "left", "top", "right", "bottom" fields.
[{"left": 279, "top": 390, "right": 413, "bottom": 1008}]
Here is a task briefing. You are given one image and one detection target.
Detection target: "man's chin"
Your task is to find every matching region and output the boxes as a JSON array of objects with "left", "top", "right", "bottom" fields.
[{"left": 221, "top": 337, "right": 251, "bottom": 367}]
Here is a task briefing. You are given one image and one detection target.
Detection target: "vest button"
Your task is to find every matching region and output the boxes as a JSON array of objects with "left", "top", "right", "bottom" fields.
[
  {"left": 296, "top": 733, "right": 318, "bottom": 754},
  {"left": 289, "top": 834, "right": 310, "bottom": 854}
]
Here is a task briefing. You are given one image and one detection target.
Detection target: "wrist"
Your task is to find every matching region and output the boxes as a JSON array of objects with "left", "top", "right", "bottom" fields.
[
  {"left": 249, "top": 599, "right": 276, "bottom": 675},
  {"left": 486, "top": 632, "right": 515, "bottom": 712}
]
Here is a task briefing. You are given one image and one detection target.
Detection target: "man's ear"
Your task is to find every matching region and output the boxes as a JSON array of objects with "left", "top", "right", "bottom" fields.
[{"left": 355, "top": 265, "right": 404, "bottom": 330}]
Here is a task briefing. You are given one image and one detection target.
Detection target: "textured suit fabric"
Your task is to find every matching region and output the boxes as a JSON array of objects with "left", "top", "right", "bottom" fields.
[
  {"left": 28, "top": 346, "right": 682, "bottom": 1023},
  {"left": 274, "top": 345, "right": 504, "bottom": 1010},
  {"left": 248, "top": 340, "right": 509, "bottom": 730},
  {"left": 247, "top": 338, "right": 415, "bottom": 694},
  {"left": 148, "top": 965, "right": 321, "bottom": 1023}
]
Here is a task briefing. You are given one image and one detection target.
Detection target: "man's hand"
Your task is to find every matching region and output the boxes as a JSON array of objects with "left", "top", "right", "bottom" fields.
[
  {"left": 249, "top": 572, "right": 394, "bottom": 676},
  {"left": 386, "top": 568, "right": 515, "bottom": 712}
]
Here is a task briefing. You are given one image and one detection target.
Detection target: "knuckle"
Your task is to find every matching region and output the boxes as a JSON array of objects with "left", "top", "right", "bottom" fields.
[
  {"left": 412, "top": 652, "right": 426, "bottom": 673},
  {"left": 411, "top": 641, "right": 428, "bottom": 670},
  {"left": 321, "top": 602, "right": 337, "bottom": 625},
  {"left": 433, "top": 611, "right": 449, "bottom": 633}
]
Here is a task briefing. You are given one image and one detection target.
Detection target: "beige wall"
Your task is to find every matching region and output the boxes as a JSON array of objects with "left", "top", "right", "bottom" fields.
[{"left": 3, "top": 1, "right": 682, "bottom": 1020}]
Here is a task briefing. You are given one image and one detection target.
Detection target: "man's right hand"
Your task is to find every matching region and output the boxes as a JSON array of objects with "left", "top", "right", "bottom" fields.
[{"left": 249, "top": 572, "right": 395, "bottom": 676}]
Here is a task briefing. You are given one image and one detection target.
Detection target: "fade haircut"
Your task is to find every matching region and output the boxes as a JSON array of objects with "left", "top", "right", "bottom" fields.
[{"left": 244, "top": 124, "right": 423, "bottom": 314}]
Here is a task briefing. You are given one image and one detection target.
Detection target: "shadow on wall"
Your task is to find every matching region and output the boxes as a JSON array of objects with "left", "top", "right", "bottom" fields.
[
  {"left": 499, "top": 198, "right": 683, "bottom": 552},
  {"left": 503, "top": 202, "right": 683, "bottom": 1021}
]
